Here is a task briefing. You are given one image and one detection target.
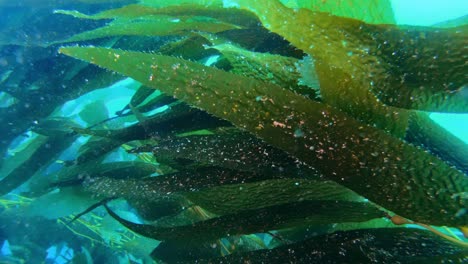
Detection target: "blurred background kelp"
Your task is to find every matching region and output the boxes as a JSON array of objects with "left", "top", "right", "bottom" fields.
[{"left": 0, "top": 0, "right": 467, "bottom": 263}]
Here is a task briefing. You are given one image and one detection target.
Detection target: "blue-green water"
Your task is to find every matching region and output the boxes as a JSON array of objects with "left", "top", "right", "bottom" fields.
[{"left": 0, "top": 1, "right": 467, "bottom": 263}]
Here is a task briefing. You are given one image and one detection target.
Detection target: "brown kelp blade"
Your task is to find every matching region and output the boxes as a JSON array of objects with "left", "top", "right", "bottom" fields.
[{"left": 59, "top": 46, "right": 468, "bottom": 226}]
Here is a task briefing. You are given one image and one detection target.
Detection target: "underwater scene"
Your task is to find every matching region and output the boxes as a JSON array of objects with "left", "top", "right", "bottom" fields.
[{"left": 0, "top": 0, "right": 467, "bottom": 263}]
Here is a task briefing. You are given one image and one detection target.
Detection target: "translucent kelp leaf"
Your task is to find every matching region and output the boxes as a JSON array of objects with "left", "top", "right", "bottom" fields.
[
  {"left": 407, "top": 112, "right": 468, "bottom": 174},
  {"left": 0, "top": 133, "right": 76, "bottom": 196},
  {"left": 208, "top": 43, "right": 316, "bottom": 97},
  {"left": 433, "top": 14, "right": 468, "bottom": 28},
  {"left": 206, "top": 228, "right": 468, "bottom": 263},
  {"left": 78, "top": 100, "right": 109, "bottom": 125},
  {"left": 234, "top": 0, "right": 468, "bottom": 113},
  {"left": 104, "top": 200, "right": 383, "bottom": 243},
  {"left": 280, "top": 0, "right": 395, "bottom": 24},
  {"left": 57, "top": 16, "right": 241, "bottom": 44},
  {"left": 60, "top": 46, "right": 468, "bottom": 226},
  {"left": 24, "top": 187, "right": 99, "bottom": 220}
]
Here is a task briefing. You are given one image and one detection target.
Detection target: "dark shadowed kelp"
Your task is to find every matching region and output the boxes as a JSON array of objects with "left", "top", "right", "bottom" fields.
[
  {"left": 104, "top": 200, "right": 384, "bottom": 244},
  {"left": 152, "top": 132, "right": 319, "bottom": 177},
  {"left": 59, "top": 46, "right": 468, "bottom": 227},
  {"left": 205, "top": 228, "right": 468, "bottom": 263}
]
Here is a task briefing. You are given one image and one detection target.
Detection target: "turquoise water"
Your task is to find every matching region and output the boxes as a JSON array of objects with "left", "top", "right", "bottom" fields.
[{"left": 0, "top": 1, "right": 467, "bottom": 263}]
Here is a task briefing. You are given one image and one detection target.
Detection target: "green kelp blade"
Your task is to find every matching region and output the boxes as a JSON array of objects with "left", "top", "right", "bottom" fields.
[
  {"left": 0, "top": 133, "right": 76, "bottom": 196},
  {"left": 74, "top": 102, "right": 230, "bottom": 142},
  {"left": 184, "top": 178, "right": 365, "bottom": 215},
  {"left": 153, "top": 132, "right": 319, "bottom": 178},
  {"left": 55, "top": 4, "right": 260, "bottom": 28},
  {"left": 56, "top": 15, "right": 241, "bottom": 44},
  {"left": 140, "top": 0, "right": 395, "bottom": 25},
  {"left": 83, "top": 167, "right": 278, "bottom": 202},
  {"left": 207, "top": 43, "right": 317, "bottom": 97},
  {"left": 407, "top": 111, "right": 468, "bottom": 174},
  {"left": 278, "top": 0, "right": 396, "bottom": 24},
  {"left": 104, "top": 200, "right": 384, "bottom": 243},
  {"left": 205, "top": 228, "right": 468, "bottom": 263},
  {"left": 28, "top": 160, "right": 159, "bottom": 196},
  {"left": 433, "top": 15, "right": 468, "bottom": 28},
  {"left": 59, "top": 46, "right": 468, "bottom": 226},
  {"left": 233, "top": 0, "right": 468, "bottom": 115}
]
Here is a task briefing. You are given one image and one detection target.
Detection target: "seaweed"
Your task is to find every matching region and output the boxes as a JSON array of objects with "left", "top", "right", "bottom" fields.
[
  {"left": 104, "top": 200, "right": 383, "bottom": 244},
  {"left": 152, "top": 132, "right": 319, "bottom": 177},
  {"left": 56, "top": 15, "right": 241, "bottom": 44},
  {"left": 60, "top": 46, "right": 468, "bottom": 226},
  {"left": 205, "top": 228, "right": 468, "bottom": 263},
  {"left": 234, "top": 0, "right": 467, "bottom": 113}
]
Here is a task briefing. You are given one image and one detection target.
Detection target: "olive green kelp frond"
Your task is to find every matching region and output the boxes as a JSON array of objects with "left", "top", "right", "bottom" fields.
[
  {"left": 59, "top": 46, "right": 468, "bottom": 227},
  {"left": 279, "top": 0, "right": 396, "bottom": 24},
  {"left": 141, "top": 0, "right": 396, "bottom": 24},
  {"left": 56, "top": 15, "right": 241, "bottom": 44},
  {"left": 104, "top": 200, "right": 384, "bottom": 244},
  {"left": 55, "top": 4, "right": 260, "bottom": 28},
  {"left": 231, "top": 0, "right": 468, "bottom": 113}
]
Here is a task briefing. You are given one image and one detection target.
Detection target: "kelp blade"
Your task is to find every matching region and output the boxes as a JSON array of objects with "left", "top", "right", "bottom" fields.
[
  {"left": 206, "top": 228, "right": 468, "bottom": 263},
  {"left": 104, "top": 200, "right": 384, "bottom": 243},
  {"left": 59, "top": 46, "right": 468, "bottom": 226},
  {"left": 56, "top": 15, "right": 240, "bottom": 43},
  {"left": 232, "top": 0, "right": 467, "bottom": 114}
]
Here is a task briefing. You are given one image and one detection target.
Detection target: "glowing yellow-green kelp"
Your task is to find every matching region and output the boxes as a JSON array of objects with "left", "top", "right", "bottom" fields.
[
  {"left": 59, "top": 46, "right": 467, "bottom": 227},
  {"left": 138, "top": 0, "right": 396, "bottom": 24},
  {"left": 279, "top": 0, "right": 396, "bottom": 24}
]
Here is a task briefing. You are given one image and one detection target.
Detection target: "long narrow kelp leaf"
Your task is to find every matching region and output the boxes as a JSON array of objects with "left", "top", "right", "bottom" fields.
[
  {"left": 153, "top": 132, "right": 319, "bottom": 177},
  {"left": 28, "top": 160, "right": 159, "bottom": 195},
  {"left": 74, "top": 103, "right": 230, "bottom": 142},
  {"left": 59, "top": 46, "right": 468, "bottom": 226},
  {"left": 184, "top": 179, "right": 364, "bottom": 215},
  {"left": 56, "top": 15, "right": 241, "bottom": 44},
  {"left": 83, "top": 167, "right": 277, "bottom": 201},
  {"left": 104, "top": 200, "right": 384, "bottom": 243},
  {"left": 0, "top": 133, "right": 76, "bottom": 196},
  {"left": 204, "top": 228, "right": 468, "bottom": 263},
  {"left": 55, "top": 4, "right": 260, "bottom": 28},
  {"left": 232, "top": 0, "right": 467, "bottom": 113}
]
